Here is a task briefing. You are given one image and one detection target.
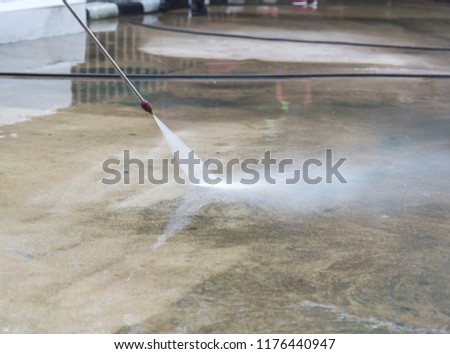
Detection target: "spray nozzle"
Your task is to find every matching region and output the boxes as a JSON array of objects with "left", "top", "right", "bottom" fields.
[{"left": 141, "top": 100, "right": 153, "bottom": 115}]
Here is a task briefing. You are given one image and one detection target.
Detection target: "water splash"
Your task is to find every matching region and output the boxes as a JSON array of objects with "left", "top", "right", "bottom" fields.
[
  {"left": 153, "top": 115, "right": 267, "bottom": 189},
  {"left": 153, "top": 115, "right": 205, "bottom": 183},
  {"left": 150, "top": 115, "right": 266, "bottom": 248},
  {"left": 149, "top": 116, "right": 356, "bottom": 248}
]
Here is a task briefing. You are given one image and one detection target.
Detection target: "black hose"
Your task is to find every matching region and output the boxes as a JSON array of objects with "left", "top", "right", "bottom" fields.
[
  {"left": 2, "top": 4, "right": 450, "bottom": 82},
  {"left": 1, "top": 72, "right": 450, "bottom": 80},
  {"left": 131, "top": 20, "right": 450, "bottom": 52}
]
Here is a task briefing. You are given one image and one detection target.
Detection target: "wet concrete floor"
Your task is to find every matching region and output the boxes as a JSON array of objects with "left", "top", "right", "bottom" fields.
[{"left": 0, "top": 1, "right": 449, "bottom": 333}]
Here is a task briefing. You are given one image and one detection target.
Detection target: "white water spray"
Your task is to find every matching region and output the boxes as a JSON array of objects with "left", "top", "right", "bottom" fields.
[{"left": 153, "top": 115, "right": 205, "bottom": 183}]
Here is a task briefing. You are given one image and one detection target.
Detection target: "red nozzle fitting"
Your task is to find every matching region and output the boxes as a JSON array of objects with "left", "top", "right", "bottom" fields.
[{"left": 141, "top": 100, "right": 153, "bottom": 115}]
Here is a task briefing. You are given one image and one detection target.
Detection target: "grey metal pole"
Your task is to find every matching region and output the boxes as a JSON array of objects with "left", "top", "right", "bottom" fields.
[{"left": 63, "top": 0, "right": 147, "bottom": 106}]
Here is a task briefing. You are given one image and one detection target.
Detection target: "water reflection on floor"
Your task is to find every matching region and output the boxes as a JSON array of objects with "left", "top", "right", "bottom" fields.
[{"left": 0, "top": 1, "right": 449, "bottom": 333}]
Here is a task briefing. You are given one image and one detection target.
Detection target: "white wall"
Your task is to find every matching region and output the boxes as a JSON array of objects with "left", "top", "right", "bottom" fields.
[{"left": 0, "top": 0, "right": 86, "bottom": 44}]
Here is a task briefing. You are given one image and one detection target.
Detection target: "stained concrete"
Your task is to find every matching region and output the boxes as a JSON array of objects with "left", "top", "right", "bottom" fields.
[{"left": 0, "top": 1, "right": 449, "bottom": 333}]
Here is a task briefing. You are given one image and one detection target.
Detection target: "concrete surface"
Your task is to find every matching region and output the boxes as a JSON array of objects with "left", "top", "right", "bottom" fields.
[{"left": 0, "top": 1, "right": 449, "bottom": 333}]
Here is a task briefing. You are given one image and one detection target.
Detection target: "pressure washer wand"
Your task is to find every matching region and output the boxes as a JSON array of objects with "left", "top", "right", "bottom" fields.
[{"left": 62, "top": 0, "right": 153, "bottom": 115}]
